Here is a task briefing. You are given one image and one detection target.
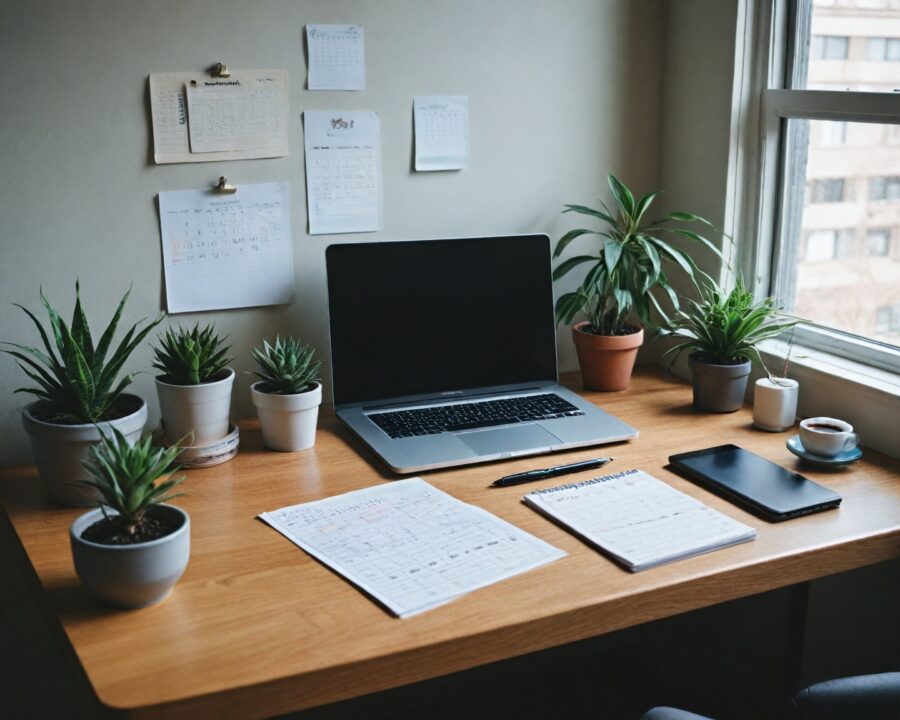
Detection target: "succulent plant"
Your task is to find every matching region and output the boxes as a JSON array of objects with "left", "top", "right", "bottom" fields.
[
  {"left": 152, "top": 324, "right": 232, "bottom": 385},
  {"left": 80, "top": 428, "right": 185, "bottom": 537},
  {"left": 2, "top": 282, "right": 164, "bottom": 423},
  {"left": 251, "top": 336, "right": 321, "bottom": 395}
]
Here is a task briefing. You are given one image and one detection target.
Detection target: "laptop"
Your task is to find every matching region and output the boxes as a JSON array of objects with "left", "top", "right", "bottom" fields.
[{"left": 325, "top": 234, "right": 638, "bottom": 473}]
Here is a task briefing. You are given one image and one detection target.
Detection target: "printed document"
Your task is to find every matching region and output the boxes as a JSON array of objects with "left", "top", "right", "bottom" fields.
[
  {"left": 303, "top": 110, "right": 382, "bottom": 234},
  {"left": 157, "top": 183, "right": 294, "bottom": 313},
  {"left": 306, "top": 24, "right": 365, "bottom": 91},
  {"left": 150, "top": 70, "right": 289, "bottom": 163},
  {"left": 260, "top": 478, "right": 566, "bottom": 618},
  {"left": 524, "top": 469, "right": 756, "bottom": 572},
  {"left": 414, "top": 96, "right": 469, "bottom": 171}
]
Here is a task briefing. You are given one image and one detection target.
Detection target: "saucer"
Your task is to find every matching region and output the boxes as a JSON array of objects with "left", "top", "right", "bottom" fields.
[
  {"left": 786, "top": 435, "right": 861, "bottom": 467},
  {"left": 152, "top": 423, "right": 240, "bottom": 468}
]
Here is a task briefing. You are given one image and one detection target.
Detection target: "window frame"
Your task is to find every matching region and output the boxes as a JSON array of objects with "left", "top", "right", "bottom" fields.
[{"left": 753, "top": 1, "right": 900, "bottom": 375}]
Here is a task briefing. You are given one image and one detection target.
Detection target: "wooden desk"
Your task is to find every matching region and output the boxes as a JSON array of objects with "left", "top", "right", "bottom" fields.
[{"left": 1, "top": 369, "right": 898, "bottom": 719}]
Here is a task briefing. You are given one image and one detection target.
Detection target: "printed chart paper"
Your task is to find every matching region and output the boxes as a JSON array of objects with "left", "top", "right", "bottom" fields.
[
  {"left": 303, "top": 110, "right": 382, "bottom": 234},
  {"left": 260, "top": 478, "right": 566, "bottom": 618},
  {"left": 158, "top": 183, "right": 294, "bottom": 313},
  {"left": 414, "top": 96, "right": 469, "bottom": 171},
  {"left": 150, "top": 70, "right": 289, "bottom": 163},
  {"left": 306, "top": 24, "right": 365, "bottom": 91}
]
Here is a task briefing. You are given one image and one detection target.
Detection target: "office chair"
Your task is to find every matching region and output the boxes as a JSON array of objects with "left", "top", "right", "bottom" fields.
[{"left": 640, "top": 671, "right": 900, "bottom": 720}]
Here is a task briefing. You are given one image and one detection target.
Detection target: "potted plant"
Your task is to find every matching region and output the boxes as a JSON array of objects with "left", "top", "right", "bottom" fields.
[
  {"left": 2, "top": 282, "right": 163, "bottom": 506},
  {"left": 152, "top": 324, "right": 234, "bottom": 445},
  {"left": 753, "top": 327, "right": 800, "bottom": 431},
  {"left": 70, "top": 428, "right": 189, "bottom": 608},
  {"left": 659, "top": 277, "right": 797, "bottom": 413},
  {"left": 554, "top": 174, "right": 723, "bottom": 391},
  {"left": 250, "top": 337, "right": 323, "bottom": 451}
]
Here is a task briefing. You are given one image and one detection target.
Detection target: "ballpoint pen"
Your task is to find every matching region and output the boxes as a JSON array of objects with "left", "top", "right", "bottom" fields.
[{"left": 490, "top": 457, "right": 613, "bottom": 488}]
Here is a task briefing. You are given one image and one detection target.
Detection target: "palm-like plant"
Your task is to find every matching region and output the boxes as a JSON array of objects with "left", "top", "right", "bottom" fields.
[
  {"left": 658, "top": 276, "right": 797, "bottom": 368},
  {"left": 554, "top": 174, "right": 723, "bottom": 335},
  {"left": 251, "top": 337, "right": 321, "bottom": 395},
  {"left": 2, "top": 282, "right": 164, "bottom": 423},
  {"left": 152, "top": 324, "right": 232, "bottom": 385},
  {"left": 80, "top": 428, "right": 185, "bottom": 537}
]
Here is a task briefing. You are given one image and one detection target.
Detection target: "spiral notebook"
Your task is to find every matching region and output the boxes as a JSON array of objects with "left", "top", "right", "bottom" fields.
[{"left": 523, "top": 469, "right": 756, "bottom": 572}]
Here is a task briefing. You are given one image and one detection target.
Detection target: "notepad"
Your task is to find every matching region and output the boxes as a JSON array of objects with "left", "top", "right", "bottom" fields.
[{"left": 523, "top": 469, "right": 756, "bottom": 572}]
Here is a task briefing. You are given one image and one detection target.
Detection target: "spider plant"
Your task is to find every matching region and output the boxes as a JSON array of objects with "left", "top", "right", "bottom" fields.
[
  {"left": 554, "top": 174, "right": 724, "bottom": 335},
  {"left": 251, "top": 337, "right": 321, "bottom": 395},
  {"left": 3, "top": 282, "right": 164, "bottom": 423},
  {"left": 152, "top": 324, "right": 232, "bottom": 385},
  {"left": 658, "top": 276, "right": 797, "bottom": 369},
  {"left": 80, "top": 427, "right": 185, "bottom": 538}
]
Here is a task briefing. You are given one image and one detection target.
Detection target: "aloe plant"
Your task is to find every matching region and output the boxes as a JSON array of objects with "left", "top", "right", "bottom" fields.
[
  {"left": 2, "top": 282, "right": 164, "bottom": 423},
  {"left": 554, "top": 174, "right": 724, "bottom": 335},
  {"left": 80, "top": 427, "right": 184, "bottom": 537},
  {"left": 152, "top": 324, "right": 232, "bottom": 385},
  {"left": 251, "top": 337, "right": 321, "bottom": 394},
  {"left": 658, "top": 276, "right": 797, "bottom": 368}
]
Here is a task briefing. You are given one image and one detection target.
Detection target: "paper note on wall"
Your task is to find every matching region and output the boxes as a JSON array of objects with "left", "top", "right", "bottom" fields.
[
  {"left": 413, "top": 96, "right": 469, "bottom": 171},
  {"left": 158, "top": 183, "right": 294, "bottom": 313},
  {"left": 306, "top": 24, "right": 365, "bottom": 91},
  {"left": 303, "top": 111, "right": 382, "bottom": 235},
  {"left": 149, "top": 70, "right": 289, "bottom": 163}
]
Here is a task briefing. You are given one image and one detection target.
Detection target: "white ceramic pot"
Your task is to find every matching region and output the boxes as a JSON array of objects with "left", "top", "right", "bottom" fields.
[
  {"left": 21, "top": 395, "right": 147, "bottom": 507},
  {"left": 753, "top": 378, "right": 799, "bottom": 432},
  {"left": 251, "top": 381, "right": 322, "bottom": 452},
  {"left": 70, "top": 504, "right": 190, "bottom": 609},
  {"left": 156, "top": 368, "right": 234, "bottom": 445}
]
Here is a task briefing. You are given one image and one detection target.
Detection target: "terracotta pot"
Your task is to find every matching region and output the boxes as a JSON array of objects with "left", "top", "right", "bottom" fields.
[{"left": 572, "top": 322, "right": 644, "bottom": 391}]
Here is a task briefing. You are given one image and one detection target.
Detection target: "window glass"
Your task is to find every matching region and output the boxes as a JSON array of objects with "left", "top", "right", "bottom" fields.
[{"left": 779, "top": 120, "right": 900, "bottom": 346}]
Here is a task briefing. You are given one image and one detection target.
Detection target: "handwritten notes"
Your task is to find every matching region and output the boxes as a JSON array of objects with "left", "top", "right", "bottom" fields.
[
  {"left": 306, "top": 24, "right": 365, "bottom": 91},
  {"left": 260, "top": 478, "right": 566, "bottom": 618},
  {"left": 303, "top": 110, "right": 382, "bottom": 234},
  {"left": 149, "top": 70, "right": 289, "bottom": 163},
  {"left": 157, "top": 183, "right": 294, "bottom": 313},
  {"left": 414, "top": 96, "right": 469, "bottom": 171}
]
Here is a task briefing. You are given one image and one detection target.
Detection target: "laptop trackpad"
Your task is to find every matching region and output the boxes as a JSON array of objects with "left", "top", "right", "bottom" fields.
[{"left": 457, "top": 424, "right": 560, "bottom": 455}]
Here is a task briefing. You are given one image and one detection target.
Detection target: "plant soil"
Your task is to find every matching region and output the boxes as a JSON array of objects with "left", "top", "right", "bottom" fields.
[
  {"left": 81, "top": 507, "right": 184, "bottom": 545},
  {"left": 692, "top": 353, "right": 750, "bottom": 366},
  {"left": 585, "top": 325, "right": 641, "bottom": 337},
  {"left": 30, "top": 394, "right": 143, "bottom": 425}
]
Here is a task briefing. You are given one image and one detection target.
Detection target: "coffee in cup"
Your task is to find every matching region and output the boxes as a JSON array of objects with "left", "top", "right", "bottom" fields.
[{"left": 799, "top": 417, "right": 859, "bottom": 458}]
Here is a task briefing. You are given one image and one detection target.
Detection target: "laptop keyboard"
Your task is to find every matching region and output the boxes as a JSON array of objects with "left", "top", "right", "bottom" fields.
[{"left": 368, "top": 393, "right": 584, "bottom": 438}]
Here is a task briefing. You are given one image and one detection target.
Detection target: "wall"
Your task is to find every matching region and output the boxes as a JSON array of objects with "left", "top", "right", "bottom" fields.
[{"left": 0, "top": 0, "right": 665, "bottom": 465}]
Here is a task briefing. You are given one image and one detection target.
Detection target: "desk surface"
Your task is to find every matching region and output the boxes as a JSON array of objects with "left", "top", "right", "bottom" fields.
[{"left": 2, "top": 369, "right": 899, "bottom": 720}]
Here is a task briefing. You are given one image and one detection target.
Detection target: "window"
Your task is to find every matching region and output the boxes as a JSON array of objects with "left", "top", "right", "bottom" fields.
[
  {"left": 865, "top": 37, "right": 900, "bottom": 61},
  {"left": 755, "top": 0, "right": 900, "bottom": 372},
  {"left": 810, "top": 35, "right": 849, "bottom": 59},
  {"left": 867, "top": 228, "right": 891, "bottom": 256},
  {"left": 869, "top": 175, "right": 900, "bottom": 201}
]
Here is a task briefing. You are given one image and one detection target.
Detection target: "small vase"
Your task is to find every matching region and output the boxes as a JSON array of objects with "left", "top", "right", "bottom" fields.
[
  {"left": 753, "top": 378, "right": 799, "bottom": 432},
  {"left": 572, "top": 322, "right": 644, "bottom": 392}
]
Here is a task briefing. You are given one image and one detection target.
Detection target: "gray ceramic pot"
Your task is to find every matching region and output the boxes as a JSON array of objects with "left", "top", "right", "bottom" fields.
[
  {"left": 70, "top": 504, "right": 190, "bottom": 609},
  {"left": 689, "top": 354, "right": 752, "bottom": 413}
]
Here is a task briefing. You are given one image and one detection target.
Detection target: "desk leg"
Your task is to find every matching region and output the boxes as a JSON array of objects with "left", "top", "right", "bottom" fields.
[{"left": 782, "top": 581, "right": 810, "bottom": 701}]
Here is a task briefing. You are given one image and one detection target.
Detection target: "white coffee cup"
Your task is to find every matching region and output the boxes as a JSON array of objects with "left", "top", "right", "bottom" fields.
[{"left": 799, "top": 417, "right": 859, "bottom": 458}]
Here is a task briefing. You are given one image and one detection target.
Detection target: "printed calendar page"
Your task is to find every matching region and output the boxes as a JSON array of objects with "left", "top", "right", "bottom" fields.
[
  {"left": 158, "top": 183, "right": 294, "bottom": 313},
  {"left": 306, "top": 24, "right": 365, "bottom": 91},
  {"left": 414, "top": 96, "right": 469, "bottom": 171},
  {"left": 303, "top": 110, "right": 382, "bottom": 234}
]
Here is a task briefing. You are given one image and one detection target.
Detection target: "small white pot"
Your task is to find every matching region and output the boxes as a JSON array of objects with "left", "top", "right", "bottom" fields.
[
  {"left": 251, "top": 381, "right": 322, "bottom": 452},
  {"left": 22, "top": 395, "right": 147, "bottom": 507},
  {"left": 70, "top": 504, "right": 190, "bottom": 609},
  {"left": 156, "top": 368, "right": 234, "bottom": 445},
  {"left": 753, "top": 377, "right": 799, "bottom": 432}
]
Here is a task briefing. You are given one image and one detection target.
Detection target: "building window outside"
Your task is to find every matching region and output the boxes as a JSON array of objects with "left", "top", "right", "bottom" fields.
[
  {"left": 874, "top": 304, "right": 900, "bottom": 334},
  {"left": 865, "top": 37, "right": 900, "bottom": 61},
  {"left": 819, "top": 120, "right": 848, "bottom": 145},
  {"left": 807, "top": 177, "right": 846, "bottom": 202},
  {"left": 869, "top": 175, "right": 900, "bottom": 201},
  {"left": 867, "top": 228, "right": 891, "bottom": 256},
  {"left": 811, "top": 34, "right": 849, "bottom": 59}
]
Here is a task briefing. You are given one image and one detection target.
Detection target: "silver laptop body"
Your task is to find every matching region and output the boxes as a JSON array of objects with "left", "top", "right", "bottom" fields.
[{"left": 325, "top": 235, "right": 638, "bottom": 474}]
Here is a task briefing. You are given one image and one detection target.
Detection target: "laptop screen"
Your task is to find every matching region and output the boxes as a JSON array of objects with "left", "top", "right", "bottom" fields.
[{"left": 326, "top": 235, "right": 558, "bottom": 407}]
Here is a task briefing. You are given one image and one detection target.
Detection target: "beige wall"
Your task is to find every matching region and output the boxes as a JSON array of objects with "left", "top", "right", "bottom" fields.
[{"left": 0, "top": 0, "right": 665, "bottom": 465}]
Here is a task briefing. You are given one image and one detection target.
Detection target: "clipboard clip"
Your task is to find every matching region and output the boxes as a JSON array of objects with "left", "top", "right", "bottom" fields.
[
  {"left": 213, "top": 176, "right": 237, "bottom": 194},
  {"left": 210, "top": 62, "right": 231, "bottom": 78}
]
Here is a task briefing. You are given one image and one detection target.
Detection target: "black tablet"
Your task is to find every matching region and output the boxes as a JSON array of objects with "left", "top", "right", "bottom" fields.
[{"left": 668, "top": 444, "right": 842, "bottom": 522}]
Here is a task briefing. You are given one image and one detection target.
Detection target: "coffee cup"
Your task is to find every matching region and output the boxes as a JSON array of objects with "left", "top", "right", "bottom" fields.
[{"left": 799, "top": 417, "right": 859, "bottom": 458}]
